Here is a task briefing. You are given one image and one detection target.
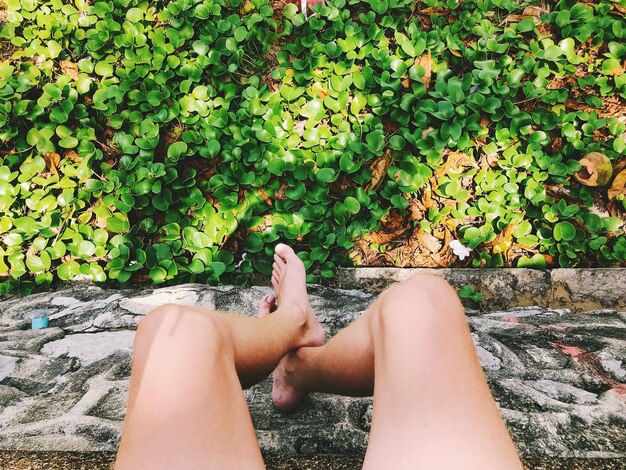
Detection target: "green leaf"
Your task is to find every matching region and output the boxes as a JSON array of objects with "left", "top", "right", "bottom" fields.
[
  {"left": 553, "top": 221, "right": 576, "bottom": 241},
  {"left": 76, "top": 240, "right": 96, "bottom": 258},
  {"left": 95, "top": 62, "right": 114, "bottom": 77},
  {"left": 168, "top": 141, "right": 188, "bottom": 161},
  {"left": 315, "top": 168, "right": 337, "bottom": 183},
  {"left": 544, "top": 45, "right": 563, "bottom": 61},
  {"left": 126, "top": 7, "right": 143, "bottom": 22},
  {"left": 517, "top": 254, "right": 547, "bottom": 268}
]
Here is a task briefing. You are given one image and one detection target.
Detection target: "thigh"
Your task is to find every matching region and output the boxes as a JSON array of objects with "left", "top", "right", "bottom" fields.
[
  {"left": 115, "top": 305, "right": 265, "bottom": 470},
  {"left": 362, "top": 277, "right": 522, "bottom": 469}
]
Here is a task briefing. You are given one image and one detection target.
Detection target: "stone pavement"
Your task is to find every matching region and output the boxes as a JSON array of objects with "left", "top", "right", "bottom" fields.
[{"left": 0, "top": 283, "right": 625, "bottom": 464}]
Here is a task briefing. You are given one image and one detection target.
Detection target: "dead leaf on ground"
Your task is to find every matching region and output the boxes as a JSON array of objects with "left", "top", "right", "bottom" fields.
[
  {"left": 484, "top": 222, "right": 518, "bottom": 249},
  {"left": 435, "top": 151, "right": 477, "bottom": 178},
  {"left": 64, "top": 150, "right": 81, "bottom": 163},
  {"left": 574, "top": 152, "right": 613, "bottom": 187},
  {"left": 60, "top": 60, "right": 79, "bottom": 80},
  {"left": 408, "top": 197, "right": 425, "bottom": 220},
  {"left": 415, "top": 231, "right": 442, "bottom": 253},
  {"left": 361, "top": 227, "right": 409, "bottom": 245},
  {"left": 502, "top": 5, "right": 543, "bottom": 24},
  {"left": 608, "top": 168, "right": 626, "bottom": 202},
  {"left": 365, "top": 148, "right": 391, "bottom": 191},
  {"left": 431, "top": 224, "right": 457, "bottom": 267},
  {"left": 274, "top": 182, "right": 288, "bottom": 201},
  {"left": 419, "top": 7, "right": 450, "bottom": 16},
  {"left": 257, "top": 188, "right": 273, "bottom": 206},
  {"left": 612, "top": 3, "right": 626, "bottom": 16},
  {"left": 414, "top": 51, "right": 432, "bottom": 89},
  {"left": 44, "top": 152, "right": 60, "bottom": 174}
]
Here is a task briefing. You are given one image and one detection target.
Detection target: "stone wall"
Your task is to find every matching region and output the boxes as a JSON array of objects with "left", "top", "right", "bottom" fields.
[{"left": 0, "top": 284, "right": 625, "bottom": 460}]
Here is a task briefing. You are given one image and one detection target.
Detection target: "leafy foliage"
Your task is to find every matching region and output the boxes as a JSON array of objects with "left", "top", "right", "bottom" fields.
[{"left": 0, "top": 0, "right": 625, "bottom": 294}]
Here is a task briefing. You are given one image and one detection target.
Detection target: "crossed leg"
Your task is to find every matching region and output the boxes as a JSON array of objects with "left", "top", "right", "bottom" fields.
[
  {"left": 114, "top": 244, "right": 324, "bottom": 469},
  {"left": 115, "top": 243, "right": 523, "bottom": 469},
  {"left": 273, "top": 275, "right": 524, "bottom": 469}
]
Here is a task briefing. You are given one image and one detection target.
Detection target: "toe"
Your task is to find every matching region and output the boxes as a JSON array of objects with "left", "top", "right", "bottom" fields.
[
  {"left": 258, "top": 294, "right": 275, "bottom": 317},
  {"left": 274, "top": 253, "right": 286, "bottom": 273},
  {"left": 271, "top": 275, "right": 280, "bottom": 293},
  {"left": 275, "top": 243, "right": 298, "bottom": 263}
]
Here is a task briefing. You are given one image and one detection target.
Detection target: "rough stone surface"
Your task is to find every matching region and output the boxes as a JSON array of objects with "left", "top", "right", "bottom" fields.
[
  {"left": 335, "top": 268, "right": 626, "bottom": 312},
  {"left": 0, "top": 452, "right": 624, "bottom": 470},
  {"left": 0, "top": 284, "right": 624, "bottom": 462}
]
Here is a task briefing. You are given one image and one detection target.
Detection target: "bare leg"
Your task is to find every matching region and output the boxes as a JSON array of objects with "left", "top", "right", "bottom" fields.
[
  {"left": 273, "top": 275, "right": 523, "bottom": 469},
  {"left": 115, "top": 244, "right": 323, "bottom": 469}
]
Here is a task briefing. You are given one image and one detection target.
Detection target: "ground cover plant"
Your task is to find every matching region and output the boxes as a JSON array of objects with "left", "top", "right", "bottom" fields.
[{"left": 0, "top": 0, "right": 625, "bottom": 294}]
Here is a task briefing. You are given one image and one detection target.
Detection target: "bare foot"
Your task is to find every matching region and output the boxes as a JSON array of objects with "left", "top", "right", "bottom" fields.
[
  {"left": 272, "top": 349, "right": 308, "bottom": 412},
  {"left": 270, "top": 243, "right": 325, "bottom": 412},
  {"left": 270, "top": 243, "right": 325, "bottom": 348},
  {"left": 258, "top": 293, "right": 275, "bottom": 318}
]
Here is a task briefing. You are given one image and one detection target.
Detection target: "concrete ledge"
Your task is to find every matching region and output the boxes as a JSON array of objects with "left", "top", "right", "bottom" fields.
[
  {"left": 0, "top": 452, "right": 625, "bottom": 470},
  {"left": 0, "top": 284, "right": 624, "bottom": 463},
  {"left": 335, "top": 268, "right": 626, "bottom": 311}
]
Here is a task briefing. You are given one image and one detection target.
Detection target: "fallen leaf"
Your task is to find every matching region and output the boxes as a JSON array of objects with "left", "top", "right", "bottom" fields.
[
  {"left": 484, "top": 222, "right": 518, "bottom": 249},
  {"left": 257, "top": 188, "right": 273, "bottom": 206},
  {"left": 64, "top": 150, "right": 81, "bottom": 163},
  {"left": 574, "top": 152, "right": 613, "bottom": 186},
  {"left": 60, "top": 60, "right": 79, "bottom": 80},
  {"left": 44, "top": 152, "right": 60, "bottom": 174},
  {"left": 274, "top": 182, "right": 288, "bottom": 201},
  {"left": 365, "top": 148, "right": 391, "bottom": 191},
  {"left": 419, "top": 7, "right": 450, "bottom": 16},
  {"left": 502, "top": 5, "right": 543, "bottom": 24},
  {"left": 435, "top": 151, "right": 477, "bottom": 178},
  {"left": 608, "top": 168, "right": 626, "bottom": 202}
]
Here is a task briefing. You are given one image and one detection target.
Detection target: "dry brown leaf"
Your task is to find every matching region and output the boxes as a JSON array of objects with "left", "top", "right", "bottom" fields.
[
  {"left": 409, "top": 197, "right": 425, "bottom": 220},
  {"left": 502, "top": 5, "right": 543, "bottom": 24},
  {"left": 414, "top": 51, "right": 432, "bottom": 89},
  {"left": 608, "top": 169, "right": 626, "bottom": 202},
  {"left": 274, "top": 182, "right": 287, "bottom": 201},
  {"left": 522, "top": 5, "right": 543, "bottom": 18},
  {"left": 484, "top": 222, "right": 518, "bottom": 249},
  {"left": 44, "top": 152, "right": 60, "bottom": 174},
  {"left": 435, "top": 151, "right": 477, "bottom": 177},
  {"left": 613, "top": 3, "right": 626, "bottom": 15},
  {"left": 401, "top": 77, "right": 410, "bottom": 89},
  {"left": 63, "top": 150, "right": 81, "bottom": 163},
  {"left": 419, "top": 7, "right": 450, "bottom": 16},
  {"left": 365, "top": 148, "right": 391, "bottom": 191},
  {"left": 431, "top": 224, "right": 457, "bottom": 267},
  {"left": 257, "top": 189, "right": 273, "bottom": 206},
  {"left": 574, "top": 152, "right": 613, "bottom": 187},
  {"left": 60, "top": 60, "right": 79, "bottom": 80},
  {"left": 416, "top": 231, "right": 442, "bottom": 253},
  {"left": 362, "top": 227, "right": 409, "bottom": 245}
]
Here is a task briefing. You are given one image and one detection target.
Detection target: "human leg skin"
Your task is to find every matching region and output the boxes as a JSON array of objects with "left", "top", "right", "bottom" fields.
[
  {"left": 273, "top": 274, "right": 523, "bottom": 469},
  {"left": 115, "top": 244, "right": 324, "bottom": 469},
  {"left": 115, "top": 307, "right": 266, "bottom": 470},
  {"left": 362, "top": 275, "right": 523, "bottom": 469}
]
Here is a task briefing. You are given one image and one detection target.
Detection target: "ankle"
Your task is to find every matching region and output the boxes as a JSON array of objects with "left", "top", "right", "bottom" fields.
[{"left": 276, "top": 304, "right": 309, "bottom": 330}]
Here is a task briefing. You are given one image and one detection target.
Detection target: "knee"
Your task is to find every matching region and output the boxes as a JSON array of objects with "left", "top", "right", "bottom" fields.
[
  {"left": 371, "top": 274, "right": 464, "bottom": 334},
  {"left": 134, "top": 304, "right": 224, "bottom": 357}
]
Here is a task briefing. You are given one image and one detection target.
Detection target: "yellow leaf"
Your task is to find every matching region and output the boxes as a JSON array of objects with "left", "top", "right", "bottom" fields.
[{"left": 608, "top": 169, "right": 626, "bottom": 202}]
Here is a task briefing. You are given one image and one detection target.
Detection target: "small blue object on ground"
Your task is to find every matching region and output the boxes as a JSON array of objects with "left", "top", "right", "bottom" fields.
[{"left": 31, "top": 317, "right": 49, "bottom": 330}]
